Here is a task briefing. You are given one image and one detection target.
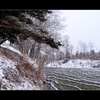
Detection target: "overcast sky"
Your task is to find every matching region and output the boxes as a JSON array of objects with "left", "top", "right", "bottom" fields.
[{"left": 59, "top": 10, "right": 100, "bottom": 51}]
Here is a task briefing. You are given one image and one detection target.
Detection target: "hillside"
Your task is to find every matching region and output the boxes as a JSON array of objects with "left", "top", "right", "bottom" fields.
[{"left": 0, "top": 41, "right": 47, "bottom": 90}]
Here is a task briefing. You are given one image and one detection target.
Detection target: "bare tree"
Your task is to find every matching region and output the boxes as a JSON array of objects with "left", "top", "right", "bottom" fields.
[
  {"left": 88, "top": 42, "right": 94, "bottom": 52},
  {"left": 9, "top": 10, "right": 66, "bottom": 65},
  {"left": 88, "top": 42, "right": 94, "bottom": 60},
  {"left": 62, "top": 35, "right": 70, "bottom": 59},
  {"left": 69, "top": 44, "right": 74, "bottom": 59},
  {"left": 30, "top": 10, "right": 66, "bottom": 62},
  {"left": 78, "top": 41, "right": 88, "bottom": 60}
]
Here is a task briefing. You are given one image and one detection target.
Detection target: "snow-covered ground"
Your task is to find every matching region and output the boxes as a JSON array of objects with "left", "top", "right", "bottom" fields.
[
  {"left": 0, "top": 41, "right": 44, "bottom": 90},
  {"left": 47, "top": 59, "right": 100, "bottom": 69},
  {"left": 1, "top": 41, "right": 38, "bottom": 68},
  {"left": 1, "top": 41, "right": 22, "bottom": 55}
]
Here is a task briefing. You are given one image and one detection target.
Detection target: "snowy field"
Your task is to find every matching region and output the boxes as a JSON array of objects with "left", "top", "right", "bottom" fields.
[{"left": 46, "top": 59, "right": 100, "bottom": 90}]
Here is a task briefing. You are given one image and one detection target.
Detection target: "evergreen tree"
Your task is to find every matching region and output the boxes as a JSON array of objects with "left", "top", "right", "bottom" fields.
[{"left": 0, "top": 10, "right": 62, "bottom": 49}]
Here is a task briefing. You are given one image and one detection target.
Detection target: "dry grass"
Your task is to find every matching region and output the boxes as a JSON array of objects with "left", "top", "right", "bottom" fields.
[
  {"left": 2, "top": 66, "right": 21, "bottom": 83},
  {"left": 16, "top": 56, "right": 47, "bottom": 87},
  {"left": 36, "top": 56, "right": 47, "bottom": 81},
  {"left": 34, "top": 56, "right": 48, "bottom": 89},
  {"left": 16, "top": 62, "right": 38, "bottom": 84},
  {"left": 0, "top": 46, "right": 47, "bottom": 89}
]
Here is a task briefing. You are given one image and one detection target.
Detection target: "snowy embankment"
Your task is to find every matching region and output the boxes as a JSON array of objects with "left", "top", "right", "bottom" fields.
[
  {"left": 47, "top": 59, "right": 100, "bottom": 69},
  {"left": 0, "top": 41, "right": 45, "bottom": 90}
]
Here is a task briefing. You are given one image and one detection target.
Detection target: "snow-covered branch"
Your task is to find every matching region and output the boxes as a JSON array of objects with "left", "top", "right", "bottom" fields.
[{"left": 5, "top": 15, "right": 62, "bottom": 49}]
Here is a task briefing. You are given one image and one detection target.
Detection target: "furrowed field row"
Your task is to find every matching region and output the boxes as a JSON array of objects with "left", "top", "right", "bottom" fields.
[{"left": 47, "top": 72, "right": 100, "bottom": 90}]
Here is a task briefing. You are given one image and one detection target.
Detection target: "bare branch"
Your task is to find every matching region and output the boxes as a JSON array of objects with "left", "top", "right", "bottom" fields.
[
  {"left": 0, "top": 25, "right": 13, "bottom": 28},
  {"left": 0, "top": 19, "right": 11, "bottom": 25}
]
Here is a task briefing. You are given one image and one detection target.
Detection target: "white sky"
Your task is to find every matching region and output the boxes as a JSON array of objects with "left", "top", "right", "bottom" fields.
[{"left": 59, "top": 10, "right": 100, "bottom": 51}]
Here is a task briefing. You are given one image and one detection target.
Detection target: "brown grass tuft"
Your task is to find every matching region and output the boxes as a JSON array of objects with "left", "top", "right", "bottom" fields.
[
  {"left": 3, "top": 67, "right": 21, "bottom": 84},
  {"left": 16, "top": 62, "right": 38, "bottom": 84}
]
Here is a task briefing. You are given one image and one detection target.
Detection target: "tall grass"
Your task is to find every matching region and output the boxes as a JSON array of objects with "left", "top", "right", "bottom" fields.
[{"left": 0, "top": 46, "right": 48, "bottom": 90}]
